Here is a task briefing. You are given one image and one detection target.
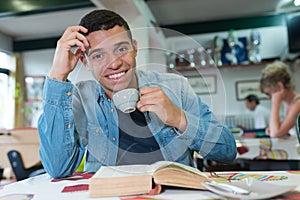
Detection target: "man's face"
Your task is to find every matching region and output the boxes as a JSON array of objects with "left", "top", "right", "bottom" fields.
[
  {"left": 245, "top": 100, "right": 255, "bottom": 111},
  {"left": 85, "top": 26, "right": 137, "bottom": 98}
]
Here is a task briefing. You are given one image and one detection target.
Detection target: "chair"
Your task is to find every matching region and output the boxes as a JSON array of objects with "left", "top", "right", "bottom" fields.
[
  {"left": 199, "top": 158, "right": 300, "bottom": 172},
  {"left": 246, "top": 159, "right": 300, "bottom": 171},
  {"left": 199, "top": 158, "right": 249, "bottom": 172},
  {"left": 7, "top": 150, "right": 45, "bottom": 181},
  {"left": 296, "top": 113, "right": 300, "bottom": 144},
  {"left": 0, "top": 167, "right": 3, "bottom": 180}
]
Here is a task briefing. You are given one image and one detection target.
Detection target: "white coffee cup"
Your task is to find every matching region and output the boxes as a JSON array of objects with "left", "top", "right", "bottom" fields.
[{"left": 112, "top": 88, "right": 139, "bottom": 113}]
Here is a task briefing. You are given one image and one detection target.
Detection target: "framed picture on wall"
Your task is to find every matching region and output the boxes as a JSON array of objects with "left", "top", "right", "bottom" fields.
[
  {"left": 235, "top": 80, "right": 268, "bottom": 101},
  {"left": 25, "top": 76, "right": 45, "bottom": 101},
  {"left": 187, "top": 75, "right": 217, "bottom": 95}
]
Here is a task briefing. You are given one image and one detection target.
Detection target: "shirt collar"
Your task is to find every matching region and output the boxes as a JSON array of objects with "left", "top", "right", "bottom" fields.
[{"left": 97, "top": 83, "right": 109, "bottom": 103}]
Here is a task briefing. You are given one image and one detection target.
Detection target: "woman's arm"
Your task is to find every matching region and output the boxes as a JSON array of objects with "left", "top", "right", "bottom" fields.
[{"left": 269, "top": 84, "right": 300, "bottom": 137}]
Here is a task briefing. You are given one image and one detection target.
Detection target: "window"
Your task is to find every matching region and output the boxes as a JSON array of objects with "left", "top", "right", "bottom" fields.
[
  {"left": 0, "top": 51, "right": 14, "bottom": 129},
  {"left": 24, "top": 76, "right": 45, "bottom": 127},
  {"left": 0, "top": 69, "right": 9, "bottom": 129}
]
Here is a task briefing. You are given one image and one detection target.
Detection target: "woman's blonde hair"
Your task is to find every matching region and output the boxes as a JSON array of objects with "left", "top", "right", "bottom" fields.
[{"left": 260, "top": 61, "right": 294, "bottom": 92}]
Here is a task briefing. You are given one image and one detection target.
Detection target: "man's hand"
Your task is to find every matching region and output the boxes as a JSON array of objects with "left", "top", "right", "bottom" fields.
[
  {"left": 49, "top": 26, "right": 89, "bottom": 81},
  {"left": 137, "top": 87, "right": 187, "bottom": 133}
]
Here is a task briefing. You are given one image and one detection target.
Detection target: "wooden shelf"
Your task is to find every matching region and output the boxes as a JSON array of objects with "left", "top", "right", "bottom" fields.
[{"left": 167, "top": 61, "right": 275, "bottom": 73}]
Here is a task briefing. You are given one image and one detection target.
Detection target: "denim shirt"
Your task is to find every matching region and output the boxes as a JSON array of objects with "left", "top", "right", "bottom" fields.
[{"left": 38, "top": 70, "right": 237, "bottom": 178}]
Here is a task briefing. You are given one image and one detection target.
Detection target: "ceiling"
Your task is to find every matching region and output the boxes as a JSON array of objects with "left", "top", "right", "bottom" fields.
[
  {"left": 147, "top": 0, "right": 291, "bottom": 25},
  {"left": 0, "top": 0, "right": 97, "bottom": 40},
  {"left": 0, "top": 0, "right": 299, "bottom": 51}
]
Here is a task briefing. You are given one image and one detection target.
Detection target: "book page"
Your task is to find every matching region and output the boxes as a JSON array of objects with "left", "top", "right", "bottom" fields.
[
  {"left": 94, "top": 164, "right": 153, "bottom": 178},
  {"left": 149, "top": 161, "right": 174, "bottom": 172},
  {"left": 93, "top": 161, "right": 207, "bottom": 179},
  {"left": 150, "top": 161, "right": 207, "bottom": 177}
]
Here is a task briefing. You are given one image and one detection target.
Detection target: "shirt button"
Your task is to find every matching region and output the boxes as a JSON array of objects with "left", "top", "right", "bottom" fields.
[
  {"left": 66, "top": 92, "right": 72, "bottom": 96},
  {"left": 170, "top": 129, "right": 175, "bottom": 134},
  {"left": 112, "top": 137, "right": 116, "bottom": 141},
  {"left": 111, "top": 108, "right": 114, "bottom": 112},
  {"left": 67, "top": 124, "right": 71, "bottom": 129},
  {"left": 95, "top": 128, "right": 99, "bottom": 134}
]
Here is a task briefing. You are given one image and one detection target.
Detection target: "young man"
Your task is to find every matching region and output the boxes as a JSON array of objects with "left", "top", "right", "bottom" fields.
[
  {"left": 38, "top": 9, "right": 237, "bottom": 178},
  {"left": 244, "top": 94, "right": 270, "bottom": 129}
]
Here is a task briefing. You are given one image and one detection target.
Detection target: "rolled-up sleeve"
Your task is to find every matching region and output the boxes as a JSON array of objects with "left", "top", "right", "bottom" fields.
[{"left": 38, "top": 77, "right": 84, "bottom": 178}]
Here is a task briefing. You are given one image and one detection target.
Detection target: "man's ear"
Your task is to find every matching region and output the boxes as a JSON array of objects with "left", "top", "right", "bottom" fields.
[
  {"left": 80, "top": 53, "right": 91, "bottom": 71},
  {"left": 132, "top": 39, "right": 138, "bottom": 57},
  {"left": 79, "top": 54, "right": 85, "bottom": 64},
  {"left": 76, "top": 47, "right": 88, "bottom": 68}
]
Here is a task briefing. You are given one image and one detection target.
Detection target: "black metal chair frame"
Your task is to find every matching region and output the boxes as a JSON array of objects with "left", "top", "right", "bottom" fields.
[
  {"left": 7, "top": 150, "right": 45, "bottom": 181},
  {"left": 198, "top": 158, "right": 300, "bottom": 172}
]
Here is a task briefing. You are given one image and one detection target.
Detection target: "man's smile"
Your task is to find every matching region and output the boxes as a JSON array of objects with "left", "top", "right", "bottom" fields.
[{"left": 107, "top": 71, "right": 126, "bottom": 79}]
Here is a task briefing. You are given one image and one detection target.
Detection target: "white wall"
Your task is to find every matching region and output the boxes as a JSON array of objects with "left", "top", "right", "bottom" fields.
[
  {"left": 22, "top": 49, "right": 54, "bottom": 76},
  {"left": 22, "top": 48, "right": 94, "bottom": 82},
  {"left": 0, "top": 32, "right": 12, "bottom": 53}
]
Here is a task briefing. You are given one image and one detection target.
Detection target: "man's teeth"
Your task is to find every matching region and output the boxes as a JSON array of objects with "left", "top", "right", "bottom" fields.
[{"left": 108, "top": 72, "right": 125, "bottom": 79}]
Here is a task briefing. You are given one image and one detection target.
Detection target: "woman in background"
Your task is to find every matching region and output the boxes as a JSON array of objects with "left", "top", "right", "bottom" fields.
[{"left": 260, "top": 61, "right": 300, "bottom": 138}]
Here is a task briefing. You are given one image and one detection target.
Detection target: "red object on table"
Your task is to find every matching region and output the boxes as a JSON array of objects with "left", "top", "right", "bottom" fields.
[{"left": 237, "top": 146, "right": 249, "bottom": 155}]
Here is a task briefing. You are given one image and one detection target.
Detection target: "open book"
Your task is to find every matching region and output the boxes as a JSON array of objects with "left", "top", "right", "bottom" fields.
[{"left": 89, "top": 161, "right": 209, "bottom": 197}]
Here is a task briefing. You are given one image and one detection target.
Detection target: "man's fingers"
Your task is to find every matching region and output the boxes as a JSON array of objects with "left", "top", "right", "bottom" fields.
[
  {"left": 139, "top": 87, "right": 160, "bottom": 95},
  {"left": 75, "top": 32, "right": 90, "bottom": 48},
  {"left": 67, "top": 25, "right": 88, "bottom": 34},
  {"left": 59, "top": 39, "right": 86, "bottom": 52},
  {"left": 59, "top": 26, "right": 89, "bottom": 51}
]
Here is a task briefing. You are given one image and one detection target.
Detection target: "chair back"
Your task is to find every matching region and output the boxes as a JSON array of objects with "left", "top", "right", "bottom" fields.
[
  {"left": 7, "top": 150, "right": 29, "bottom": 181},
  {"left": 7, "top": 150, "right": 45, "bottom": 181}
]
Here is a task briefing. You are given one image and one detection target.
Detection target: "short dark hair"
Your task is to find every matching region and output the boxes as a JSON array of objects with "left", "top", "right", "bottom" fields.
[
  {"left": 245, "top": 94, "right": 260, "bottom": 104},
  {"left": 79, "top": 9, "right": 132, "bottom": 39}
]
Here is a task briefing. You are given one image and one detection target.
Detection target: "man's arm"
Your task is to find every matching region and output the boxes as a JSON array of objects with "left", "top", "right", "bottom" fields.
[
  {"left": 137, "top": 73, "right": 236, "bottom": 164},
  {"left": 49, "top": 26, "right": 89, "bottom": 81},
  {"left": 176, "top": 78, "right": 237, "bottom": 164},
  {"left": 38, "top": 78, "right": 85, "bottom": 178},
  {"left": 38, "top": 26, "right": 89, "bottom": 178}
]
